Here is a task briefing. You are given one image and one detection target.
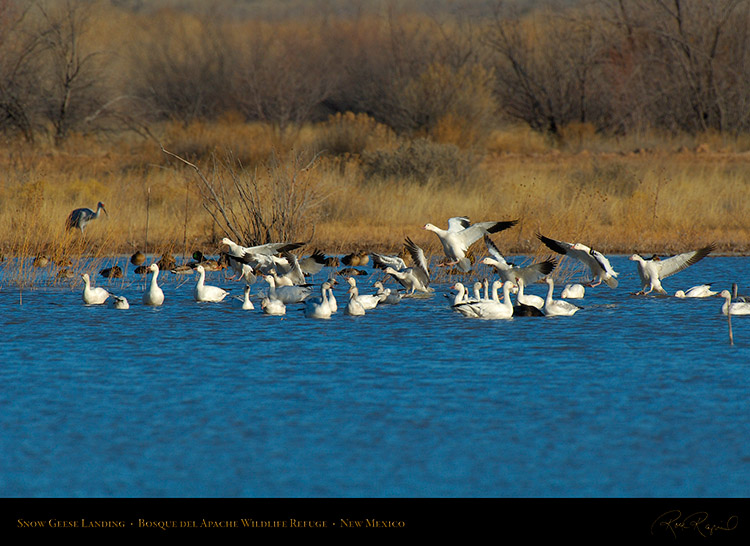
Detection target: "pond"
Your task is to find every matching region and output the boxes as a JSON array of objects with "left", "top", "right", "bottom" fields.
[{"left": 1, "top": 253, "right": 749, "bottom": 498}]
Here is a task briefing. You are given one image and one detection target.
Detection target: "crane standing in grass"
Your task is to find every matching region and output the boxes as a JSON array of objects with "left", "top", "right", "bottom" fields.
[{"left": 65, "top": 202, "right": 107, "bottom": 235}]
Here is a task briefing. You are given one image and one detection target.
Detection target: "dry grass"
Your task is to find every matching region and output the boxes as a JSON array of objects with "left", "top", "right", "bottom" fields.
[{"left": 1, "top": 121, "right": 750, "bottom": 288}]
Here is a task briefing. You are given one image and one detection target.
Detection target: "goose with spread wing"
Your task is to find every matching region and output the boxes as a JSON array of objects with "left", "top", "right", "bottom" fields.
[
  {"left": 384, "top": 237, "right": 433, "bottom": 295},
  {"left": 424, "top": 216, "right": 518, "bottom": 272},
  {"left": 536, "top": 233, "right": 619, "bottom": 288},
  {"left": 630, "top": 244, "right": 715, "bottom": 295},
  {"left": 481, "top": 235, "right": 556, "bottom": 285},
  {"left": 675, "top": 284, "right": 718, "bottom": 298}
]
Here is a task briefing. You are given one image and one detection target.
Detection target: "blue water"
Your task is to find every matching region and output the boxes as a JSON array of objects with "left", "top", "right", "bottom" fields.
[{"left": 1, "top": 255, "right": 749, "bottom": 498}]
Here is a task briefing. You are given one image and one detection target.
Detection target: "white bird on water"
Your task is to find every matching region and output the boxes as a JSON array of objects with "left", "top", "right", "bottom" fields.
[
  {"left": 112, "top": 296, "right": 129, "bottom": 309},
  {"left": 423, "top": 216, "right": 518, "bottom": 272},
  {"left": 66, "top": 202, "right": 107, "bottom": 235},
  {"left": 720, "top": 290, "right": 750, "bottom": 315},
  {"left": 81, "top": 273, "right": 109, "bottom": 305},
  {"left": 305, "top": 281, "right": 334, "bottom": 319},
  {"left": 515, "top": 277, "right": 544, "bottom": 310},
  {"left": 630, "top": 244, "right": 715, "bottom": 295},
  {"left": 384, "top": 237, "right": 433, "bottom": 295},
  {"left": 543, "top": 277, "right": 581, "bottom": 317},
  {"left": 143, "top": 263, "right": 165, "bottom": 306},
  {"left": 194, "top": 264, "right": 229, "bottom": 302},
  {"left": 536, "top": 233, "right": 619, "bottom": 288},
  {"left": 241, "top": 285, "right": 255, "bottom": 310},
  {"left": 561, "top": 283, "right": 585, "bottom": 299},
  {"left": 452, "top": 280, "right": 514, "bottom": 319},
  {"left": 674, "top": 284, "right": 718, "bottom": 298}
]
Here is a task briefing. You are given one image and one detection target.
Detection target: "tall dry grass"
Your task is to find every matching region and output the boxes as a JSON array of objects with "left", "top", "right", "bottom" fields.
[{"left": 1, "top": 119, "right": 750, "bottom": 289}]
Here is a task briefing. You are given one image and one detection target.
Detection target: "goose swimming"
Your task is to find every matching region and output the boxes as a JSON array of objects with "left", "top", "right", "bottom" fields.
[
  {"left": 720, "top": 290, "right": 750, "bottom": 315},
  {"left": 305, "top": 281, "right": 334, "bottom": 319},
  {"left": 536, "top": 233, "right": 619, "bottom": 288},
  {"left": 544, "top": 277, "right": 581, "bottom": 317},
  {"left": 424, "top": 216, "right": 518, "bottom": 272},
  {"left": 675, "top": 284, "right": 718, "bottom": 298},
  {"left": 143, "top": 263, "right": 165, "bottom": 306},
  {"left": 261, "top": 296, "right": 286, "bottom": 316},
  {"left": 241, "top": 284, "right": 255, "bottom": 310},
  {"left": 194, "top": 264, "right": 229, "bottom": 302},
  {"left": 374, "top": 281, "right": 402, "bottom": 304},
  {"left": 345, "top": 283, "right": 366, "bottom": 316},
  {"left": 453, "top": 280, "right": 514, "bottom": 319},
  {"left": 561, "top": 283, "right": 585, "bottom": 299},
  {"left": 345, "top": 277, "right": 382, "bottom": 310},
  {"left": 515, "top": 277, "right": 544, "bottom": 310},
  {"left": 630, "top": 244, "right": 715, "bottom": 295},
  {"left": 112, "top": 296, "right": 130, "bottom": 310},
  {"left": 81, "top": 273, "right": 109, "bottom": 305},
  {"left": 262, "top": 274, "right": 312, "bottom": 304}
]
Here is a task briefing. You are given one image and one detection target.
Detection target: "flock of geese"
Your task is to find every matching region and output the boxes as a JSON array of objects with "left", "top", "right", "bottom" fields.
[{"left": 70, "top": 214, "right": 748, "bottom": 320}]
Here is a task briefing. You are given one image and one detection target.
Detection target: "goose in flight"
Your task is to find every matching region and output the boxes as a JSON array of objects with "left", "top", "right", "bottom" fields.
[
  {"left": 194, "top": 264, "right": 229, "bottom": 302},
  {"left": 720, "top": 290, "right": 750, "bottom": 315},
  {"left": 143, "top": 263, "right": 165, "bottom": 306},
  {"left": 371, "top": 252, "right": 407, "bottom": 271},
  {"left": 543, "top": 277, "right": 581, "bottom": 317},
  {"left": 536, "top": 233, "right": 619, "bottom": 288},
  {"left": 630, "top": 244, "right": 715, "bottom": 295},
  {"left": 481, "top": 235, "right": 556, "bottom": 285},
  {"left": 81, "top": 273, "right": 109, "bottom": 305},
  {"left": 66, "top": 202, "right": 107, "bottom": 235},
  {"left": 384, "top": 237, "right": 433, "bottom": 295},
  {"left": 424, "top": 216, "right": 518, "bottom": 272},
  {"left": 221, "top": 237, "right": 305, "bottom": 275}
]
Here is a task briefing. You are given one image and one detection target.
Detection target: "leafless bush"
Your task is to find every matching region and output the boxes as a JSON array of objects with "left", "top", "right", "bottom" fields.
[{"left": 163, "top": 147, "right": 326, "bottom": 246}]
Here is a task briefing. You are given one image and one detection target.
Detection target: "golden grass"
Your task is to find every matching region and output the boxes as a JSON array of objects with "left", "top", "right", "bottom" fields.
[{"left": 2, "top": 121, "right": 750, "bottom": 288}]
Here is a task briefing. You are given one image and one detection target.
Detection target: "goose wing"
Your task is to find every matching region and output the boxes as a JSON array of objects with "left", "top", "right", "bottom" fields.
[
  {"left": 654, "top": 244, "right": 715, "bottom": 279},
  {"left": 404, "top": 237, "right": 430, "bottom": 287}
]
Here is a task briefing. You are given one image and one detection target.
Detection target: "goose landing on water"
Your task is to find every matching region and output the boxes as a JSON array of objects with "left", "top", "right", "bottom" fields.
[
  {"left": 536, "top": 233, "right": 619, "bottom": 288},
  {"left": 630, "top": 244, "right": 715, "bottom": 295},
  {"left": 424, "top": 216, "right": 518, "bottom": 272}
]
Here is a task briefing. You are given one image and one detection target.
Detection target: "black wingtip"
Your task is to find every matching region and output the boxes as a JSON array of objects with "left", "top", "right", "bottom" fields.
[
  {"left": 487, "top": 219, "right": 520, "bottom": 234},
  {"left": 536, "top": 232, "right": 567, "bottom": 255}
]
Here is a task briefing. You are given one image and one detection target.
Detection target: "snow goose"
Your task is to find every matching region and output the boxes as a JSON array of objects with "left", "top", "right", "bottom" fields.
[
  {"left": 143, "top": 263, "right": 165, "bottom": 306},
  {"left": 675, "top": 284, "right": 718, "bottom": 298},
  {"left": 537, "top": 233, "right": 619, "bottom": 288},
  {"left": 449, "top": 282, "right": 470, "bottom": 306},
  {"left": 326, "top": 281, "right": 338, "bottom": 313},
  {"left": 374, "top": 281, "right": 402, "bottom": 304},
  {"left": 371, "top": 251, "right": 408, "bottom": 272},
  {"left": 482, "top": 235, "right": 557, "bottom": 285},
  {"left": 630, "top": 244, "right": 715, "bottom": 295},
  {"left": 112, "top": 296, "right": 130, "bottom": 309},
  {"left": 384, "top": 237, "right": 433, "bottom": 295},
  {"left": 81, "top": 273, "right": 110, "bottom": 305},
  {"left": 241, "top": 284, "right": 255, "bottom": 310},
  {"left": 424, "top": 216, "right": 519, "bottom": 272},
  {"left": 544, "top": 277, "right": 581, "bottom": 317},
  {"left": 453, "top": 280, "right": 514, "bottom": 319},
  {"left": 515, "top": 277, "right": 544, "bottom": 310},
  {"left": 262, "top": 274, "right": 312, "bottom": 304},
  {"left": 345, "top": 283, "right": 366, "bottom": 316},
  {"left": 345, "top": 277, "right": 382, "bottom": 310},
  {"left": 561, "top": 283, "right": 585, "bottom": 299},
  {"left": 222, "top": 237, "right": 305, "bottom": 275},
  {"left": 720, "top": 290, "right": 750, "bottom": 315},
  {"left": 298, "top": 249, "right": 327, "bottom": 278},
  {"left": 261, "top": 296, "right": 286, "bottom": 316},
  {"left": 305, "top": 281, "right": 334, "bottom": 319},
  {"left": 194, "top": 264, "right": 229, "bottom": 302}
]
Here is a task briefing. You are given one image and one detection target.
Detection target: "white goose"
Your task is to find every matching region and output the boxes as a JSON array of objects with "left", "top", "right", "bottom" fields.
[
  {"left": 345, "top": 277, "right": 382, "bottom": 310},
  {"left": 537, "top": 233, "right": 619, "bottom": 288},
  {"left": 261, "top": 296, "right": 286, "bottom": 316},
  {"left": 482, "top": 235, "right": 557, "bottom": 285},
  {"left": 453, "top": 280, "right": 514, "bottom": 319},
  {"left": 630, "top": 244, "right": 715, "bottom": 295},
  {"left": 194, "top": 264, "right": 229, "bottom": 302},
  {"left": 374, "top": 281, "right": 402, "bottom": 304},
  {"left": 143, "top": 263, "right": 165, "bottom": 306},
  {"left": 305, "top": 282, "right": 334, "bottom": 319},
  {"left": 112, "top": 296, "right": 130, "bottom": 309},
  {"left": 384, "top": 237, "right": 433, "bottom": 295},
  {"left": 544, "top": 277, "right": 581, "bottom": 317},
  {"left": 561, "top": 283, "right": 585, "bottom": 299},
  {"left": 424, "top": 216, "right": 518, "bottom": 272},
  {"left": 720, "top": 290, "right": 750, "bottom": 315},
  {"left": 515, "top": 277, "right": 544, "bottom": 310},
  {"left": 241, "top": 284, "right": 255, "bottom": 310},
  {"left": 262, "top": 274, "right": 312, "bottom": 304},
  {"left": 81, "top": 273, "right": 109, "bottom": 305},
  {"left": 345, "top": 283, "right": 366, "bottom": 316},
  {"left": 449, "top": 282, "right": 470, "bottom": 306},
  {"left": 675, "top": 284, "right": 718, "bottom": 298}
]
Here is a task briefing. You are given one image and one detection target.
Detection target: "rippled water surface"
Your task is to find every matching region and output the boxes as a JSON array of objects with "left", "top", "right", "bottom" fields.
[{"left": 1, "top": 255, "right": 749, "bottom": 498}]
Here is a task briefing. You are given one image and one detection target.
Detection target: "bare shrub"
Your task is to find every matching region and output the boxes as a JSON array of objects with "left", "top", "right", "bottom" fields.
[
  {"left": 313, "top": 112, "right": 396, "bottom": 157},
  {"left": 360, "top": 138, "right": 482, "bottom": 187},
  {"left": 162, "top": 147, "right": 326, "bottom": 246}
]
